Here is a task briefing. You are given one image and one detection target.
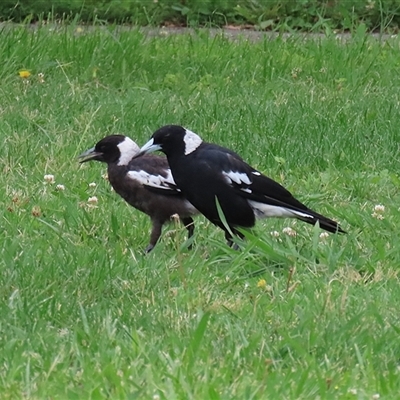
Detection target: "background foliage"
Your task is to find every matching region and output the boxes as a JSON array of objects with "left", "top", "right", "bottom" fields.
[{"left": 1, "top": 0, "right": 400, "bottom": 31}]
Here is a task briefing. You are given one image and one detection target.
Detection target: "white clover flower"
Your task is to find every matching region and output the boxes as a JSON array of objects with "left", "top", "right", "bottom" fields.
[
  {"left": 38, "top": 72, "right": 45, "bottom": 83},
  {"left": 372, "top": 204, "right": 385, "bottom": 219},
  {"left": 348, "top": 388, "right": 357, "bottom": 395},
  {"left": 56, "top": 184, "right": 65, "bottom": 191},
  {"left": 319, "top": 232, "right": 329, "bottom": 240},
  {"left": 58, "top": 328, "right": 69, "bottom": 337},
  {"left": 44, "top": 174, "right": 55, "bottom": 184},
  {"left": 291, "top": 67, "right": 302, "bottom": 78},
  {"left": 270, "top": 230, "right": 280, "bottom": 237},
  {"left": 372, "top": 394, "right": 380, "bottom": 400},
  {"left": 89, "top": 182, "right": 97, "bottom": 188},
  {"left": 373, "top": 204, "right": 385, "bottom": 213},
  {"left": 371, "top": 212, "right": 384, "bottom": 220},
  {"left": 282, "top": 227, "right": 297, "bottom": 237},
  {"left": 366, "top": 0, "right": 375, "bottom": 10},
  {"left": 88, "top": 196, "right": 98, "bottom": 204}
]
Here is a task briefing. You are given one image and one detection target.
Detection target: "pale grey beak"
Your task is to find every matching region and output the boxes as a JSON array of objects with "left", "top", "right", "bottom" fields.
[
  {"left": 132, "top": 138, "right": 162, "bottom": 159},
  {"left": 77, "top": 147, "right": 103, "bottom": 163}
]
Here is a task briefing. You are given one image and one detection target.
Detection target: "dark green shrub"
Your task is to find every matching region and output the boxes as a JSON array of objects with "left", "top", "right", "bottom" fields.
[{"left": 0, "top": 0, "right": 399, "bottom": 31}]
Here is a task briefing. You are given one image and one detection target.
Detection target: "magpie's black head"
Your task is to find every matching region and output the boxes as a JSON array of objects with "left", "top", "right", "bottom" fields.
[
  {"left": 134, "top": 125, "right": 203, "bottom": 159},
  {"left": 78, "top": 135, "right": 140, "bottom": 165}
]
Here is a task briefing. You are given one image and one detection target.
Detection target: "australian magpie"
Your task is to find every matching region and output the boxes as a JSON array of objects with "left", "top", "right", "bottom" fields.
[
  {"left": 134, "top": 125, "right": 346, "bottom": 245},
  {"left": 78, "top": 135, "right": 198, "bottom": 252}
]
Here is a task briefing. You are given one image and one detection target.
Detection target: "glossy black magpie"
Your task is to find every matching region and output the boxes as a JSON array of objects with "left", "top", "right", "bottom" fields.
[
  {"left": 134, "top": 125, "right": 346, "bottom": 245},
  {"left": 78, "top": 135, "right": 198, "bottom": 252}
]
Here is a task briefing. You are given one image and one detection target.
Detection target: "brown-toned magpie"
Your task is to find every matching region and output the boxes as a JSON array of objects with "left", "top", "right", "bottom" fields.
[{"left": 78, "top": 135, "right": 198, "bottom": 252}]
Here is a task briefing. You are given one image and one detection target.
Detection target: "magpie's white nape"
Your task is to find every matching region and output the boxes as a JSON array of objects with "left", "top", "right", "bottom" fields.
[
  {"left": 135, "top": 125, "right": 346, "bottom": 246},
  {"left": 78, "top": 135, "right": 198, "bottom": 253}
]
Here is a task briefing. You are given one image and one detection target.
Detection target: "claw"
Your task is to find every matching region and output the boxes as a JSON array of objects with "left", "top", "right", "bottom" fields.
[{"left": 144, "top": 244, "right": 154, "bottom": 253}]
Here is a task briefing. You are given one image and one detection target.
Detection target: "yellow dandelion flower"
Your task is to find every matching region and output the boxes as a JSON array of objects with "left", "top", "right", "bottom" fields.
[
  {"left": 257, "top": 279, "right": 267, "bottom": 288},
  {"left": 19, "top": 70, "right": 31, "bottom": 79}
]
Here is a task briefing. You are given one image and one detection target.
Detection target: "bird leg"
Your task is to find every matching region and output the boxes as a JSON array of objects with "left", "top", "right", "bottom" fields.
[
  {"left": 181, "top": 217, "right": 195, "bottom": 249},
  {"left": 146, "top": 219, "right": 163, "bottom": 253},
  {"left": 225, "top": 229, "right": 244, "bottom": 250}
]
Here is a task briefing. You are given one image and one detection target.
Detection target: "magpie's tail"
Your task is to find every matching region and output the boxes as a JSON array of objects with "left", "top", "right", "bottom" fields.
[{"left": 297, "top": 209, "right": 346, "bottom": 234}]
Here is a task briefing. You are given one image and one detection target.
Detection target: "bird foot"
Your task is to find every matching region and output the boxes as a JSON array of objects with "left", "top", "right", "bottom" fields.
[
  {"left": 231, "top": 242, "right": 240, "bottom": 250},
  {"left": 144, "top": 244, "right": 154, "bottom": 253},
  {"left": 227, "top": 239, "right": 240, "bottom": 250}
]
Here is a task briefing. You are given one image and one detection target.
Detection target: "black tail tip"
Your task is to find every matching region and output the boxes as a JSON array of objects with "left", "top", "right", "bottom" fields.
[
  {"left": 303, "top": 215, "right": 346, "bottom": 234},
  {"left": 320, "top": 222, "right": 346, "bottom": 234}
]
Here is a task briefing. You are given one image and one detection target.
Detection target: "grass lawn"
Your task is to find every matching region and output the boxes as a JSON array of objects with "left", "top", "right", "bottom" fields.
[{"left": 1, "top": 24, "right": 400, "bottom": 399}]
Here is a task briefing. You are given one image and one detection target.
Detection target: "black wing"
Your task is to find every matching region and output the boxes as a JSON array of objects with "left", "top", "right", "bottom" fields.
[
  {"left": 201, "top": 147, "right": 345, "bottom": 233},
  {"left": 199, "top": 145, "right": 306, "bottom": 211}
]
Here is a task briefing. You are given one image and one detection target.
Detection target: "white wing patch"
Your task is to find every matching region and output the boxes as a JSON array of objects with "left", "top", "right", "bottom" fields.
[
  {"left": 183, "top": 129, "right": 203, "bottom": 155},
  {"left": 127, "top": 169, "right": 178, "bottom": 191},
  {"left": 117, "top": 137, "right": 141, "bottom": 166},
  {"left": 222, "top": 171, "right": 251, "bottom": 186},
  {"left": 248, "top": 200, "right": 313, "bottom": 219},
  {"left": 252, "top": 171, "right": 261, "bottom": 176}
]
